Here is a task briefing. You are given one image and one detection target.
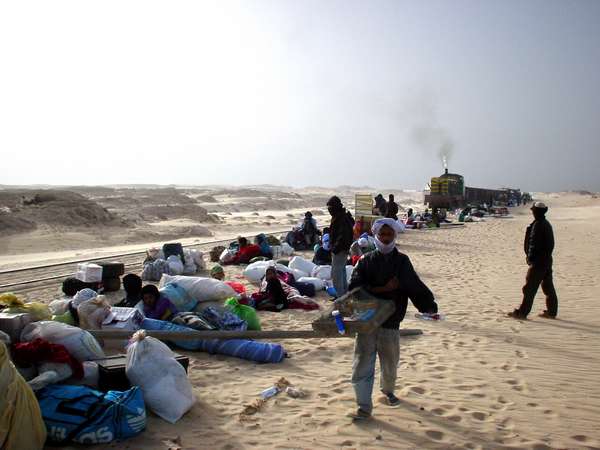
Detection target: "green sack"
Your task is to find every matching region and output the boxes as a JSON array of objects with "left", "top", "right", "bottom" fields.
[
  {"left": 224, "top": 298, "right": 261, "bottom": 331},
  {"left": 52, "top": 311, "right": 76, "bottom": 326}
]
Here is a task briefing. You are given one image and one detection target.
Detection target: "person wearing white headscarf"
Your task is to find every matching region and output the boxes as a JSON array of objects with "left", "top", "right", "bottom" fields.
[
  {"left": 346, "top": 217, "right": 437, "bottom": 420},
  {"left": 67, "top": 288, "right": 98, "bottom": 326}
]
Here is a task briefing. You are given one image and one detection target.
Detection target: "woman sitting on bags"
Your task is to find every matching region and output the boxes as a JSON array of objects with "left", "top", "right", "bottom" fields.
[
  {"left": 250, "top": 267, "right": 319, "bottom": 312},
  {"left": 141, "top": 285, "right": 178, "bottom": 321}
]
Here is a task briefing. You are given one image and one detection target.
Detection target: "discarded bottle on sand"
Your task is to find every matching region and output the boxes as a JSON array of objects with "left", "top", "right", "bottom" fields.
[
  {"left": 260, "top": 386, "right": 279, "bottom": 399},
  {"left": 332, "top": 310, "right": 345, "bottom": 335}
]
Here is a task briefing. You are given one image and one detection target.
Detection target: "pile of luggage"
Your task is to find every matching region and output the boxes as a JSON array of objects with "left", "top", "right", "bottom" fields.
[{"left": 142, "top": 242, "right": 205, "bottom": 281}]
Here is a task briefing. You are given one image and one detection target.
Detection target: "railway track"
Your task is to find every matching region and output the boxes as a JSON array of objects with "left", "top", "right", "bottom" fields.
[{"left": 0, "top": 229, "right": 290, "bottom": 293}]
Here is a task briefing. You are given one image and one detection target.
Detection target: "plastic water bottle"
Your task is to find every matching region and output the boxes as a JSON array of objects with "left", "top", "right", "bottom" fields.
[
  {"left": 332, "top": 310, "right": 345, "bottom": 335},
  {"left": 260, "top": 386, "right": 279, "bottom": 399}
]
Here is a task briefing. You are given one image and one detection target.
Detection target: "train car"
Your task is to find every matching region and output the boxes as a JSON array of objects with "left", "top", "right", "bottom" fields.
[
  {"left": 424, "top": 168, "right": 508, "bottom": 208},
  {"left": 424, "top": 169, "right": 466, "bottom": 209}
]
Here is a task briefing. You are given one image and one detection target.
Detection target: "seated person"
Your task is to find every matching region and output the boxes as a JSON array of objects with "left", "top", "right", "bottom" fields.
[
  {"left": 253, "top": 267, "right": 319, "bottom": 311},
  {"left": 210, "top": 264, "right": 225, "bottom": 280},
  {"left": 254, "top": 233, "right": 273, "bottom": 259},
  {"left": 349, "top": 233, "right": 376, "bottom": 265},
  {"left": 141, "top": 284, "right": 178, "bottom": 321},
  {"left": 229, "top": 237, "right": 262, "bottom": 265},
  {"left": 62, "top": 277, "right": 87, "bottom": 298},
  {"left": 115, "top": 274, "right": 142, "bottom": 307},
  {"left": 300, "top": 212, "right": 320, "bottom": 247},
  {"left": 313, "top": 227, "right": 332, "bottom": 265}
]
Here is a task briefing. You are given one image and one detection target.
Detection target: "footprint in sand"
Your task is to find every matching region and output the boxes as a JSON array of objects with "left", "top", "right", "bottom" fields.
[
  {"left": 425, "top": 430, "right": 445, "bottom": 441},
  {"left": 410, "top": 386, "right": 427, "bottom": 395},
  {"left": 515, "top": 349, "right": 527, "bottom": 358},
  {"left": 471, "top": 411, "right": 487, "bottom": 421},
  {"left": 572, "top": 435, "right": 589, "bottom": 443}
]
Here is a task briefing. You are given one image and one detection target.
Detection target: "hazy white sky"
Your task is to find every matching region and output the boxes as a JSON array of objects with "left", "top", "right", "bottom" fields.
[{"left": 1, "top": 0, "right": 598, "bottom": 191}]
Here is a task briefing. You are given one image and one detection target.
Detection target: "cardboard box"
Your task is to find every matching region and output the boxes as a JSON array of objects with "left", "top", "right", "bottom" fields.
[{"left": 0, "top": 312, "right": 34, "bottom": 343}]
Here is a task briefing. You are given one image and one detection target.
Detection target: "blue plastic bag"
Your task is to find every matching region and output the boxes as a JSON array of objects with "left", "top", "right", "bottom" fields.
[
  {"left": 36, "top": 385, "right": 146, "bottom": 444},
  {"left": 141, "top": 318, "right": 286, "bottom": 363},
  {"left": 160, "top": 282, "right": 198, "bottom": 312}
]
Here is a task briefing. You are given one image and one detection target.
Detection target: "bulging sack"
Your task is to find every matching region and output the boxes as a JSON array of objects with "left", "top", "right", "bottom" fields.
[
  {"left": 187, "top": 249, "right": 206, "bottom": 270},
  {"left": 20, "top": 321, "right": 104, "bottom": 362},
  {"left": 224, "top": 298, "right": 261, "bottom": 330},
  {"left": 219, "top": 248, "right": 237, "bottom": 264},
  {"left": 311, "top": 265, "right": 332, "bottom": 281},
  {"left": 288, "top": 257, "right": 317, "bottom": 278},
  {"left": 126, "top": 331, "right": 195, "bottom": 424},
  {"left": 296, "top": 277, "right": 325, "bottom": 291},
  {"left": 0, "top": 341, "right": 47, "bottom": 450},
  {"left": 243, "top": 261, "right": 292, "bottom": 284},
  {"left": 3, "top": 302, "right": 51, "bottom": 322},
  {"left": 48, "top": 298, "right": 71, "bottom": 315},
  {"left": 160, "top": 283, "right": 199, "bottom": 312},
  {"left": 167, "top": 255, "right": 184, "bottom": 275},
  {"left": 159, "top": 274, "right": 236, "bottom": 302},
  {"left": 77, "top": 295, "right": 111, "bottom": 330}
]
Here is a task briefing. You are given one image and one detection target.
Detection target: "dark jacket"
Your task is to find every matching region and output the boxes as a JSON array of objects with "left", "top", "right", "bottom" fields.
[
  {"left": 385, "top": 201, "right": 399, "bottom": 219},
  {"left": 329, "top": 208, "right": 354, "bottom": 254},
  {"left": 349, "top": 249, "right": 437, "bottom": 329},
  {"left": 524, "top": 217, "right": 554, "bottom": 266}
]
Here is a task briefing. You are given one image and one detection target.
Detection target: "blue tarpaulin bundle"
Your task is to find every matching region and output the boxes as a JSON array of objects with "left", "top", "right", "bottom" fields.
[{"left": 141, "top": 318, "right": 286, "bottom": 364}]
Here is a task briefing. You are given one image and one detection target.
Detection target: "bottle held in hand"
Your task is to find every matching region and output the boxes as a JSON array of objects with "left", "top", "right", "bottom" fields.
[{"left": 332, "top": 310, "right": 345, "bottom": 335}]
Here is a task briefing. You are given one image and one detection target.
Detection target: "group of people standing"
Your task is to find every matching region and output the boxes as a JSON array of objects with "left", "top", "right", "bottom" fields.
[
  {"left": 322, "top": 195, "right": 559, "bottom": 420},
  {"left": 373, "top": 194, "right": 399, "bottom": 220}
]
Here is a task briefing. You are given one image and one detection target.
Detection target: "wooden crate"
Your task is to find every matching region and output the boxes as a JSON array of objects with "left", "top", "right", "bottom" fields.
[{"left": 312, "top": 288, "right": 395, "bottom": 336}]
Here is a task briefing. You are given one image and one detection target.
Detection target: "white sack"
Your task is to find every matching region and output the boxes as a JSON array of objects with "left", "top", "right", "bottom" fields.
[
  {"left": 126, "top": 331, "right": 195, "bottom": 424},
  {"left": 20, "top": 321, "right": 104, "bottom": 362},
  {"left": 158, "top": 274, "right": 236, "bottom": 302},
  {"left": 288, "top": 256, "right": 317, "bottom": 277}
]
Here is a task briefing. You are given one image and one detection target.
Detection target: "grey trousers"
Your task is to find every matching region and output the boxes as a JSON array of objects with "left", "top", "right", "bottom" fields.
[
  {"left": 351, "top": 328, "right": 400, "bottom": 414},
  {"left": 331, "top": 251, "right": 348, "bottom": 296}
]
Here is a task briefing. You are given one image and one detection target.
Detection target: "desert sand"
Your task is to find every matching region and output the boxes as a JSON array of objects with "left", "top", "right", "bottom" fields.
[{"left": 3, "top": 190, "right": 600, "bottom": 450}]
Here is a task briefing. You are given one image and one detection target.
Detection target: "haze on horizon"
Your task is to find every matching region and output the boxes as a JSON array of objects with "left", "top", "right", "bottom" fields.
[{"left": 1, "top": 0, "right": 598, "bottom": 192}]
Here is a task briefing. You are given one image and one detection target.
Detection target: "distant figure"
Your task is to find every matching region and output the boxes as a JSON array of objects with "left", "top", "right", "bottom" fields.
[
  {"left": 254, "top": 233, "right": 273, "bottom": 259},
  {"left": 300, "top": 211, "right": 319, "bottom": 247},
  {"left": 385, "top": 194, "right": 399, "bottom": 220},
  {"left": 229, "top": 237, "right": 261, "bottom": 264},
  {"left": 374, "top": 194, "right": 387, "bottom": 216},
  {"left": 431, "top": 208, "right": 440, "bottom": 228},
  {"left": 327, "top": 196, "right": 354, "bottom": 296},
  {"left": 313, "top": 227, "right": 332, "bottom": 266},
  {"left": 509, "top": 202, "right": 558, "bottom": 319}
]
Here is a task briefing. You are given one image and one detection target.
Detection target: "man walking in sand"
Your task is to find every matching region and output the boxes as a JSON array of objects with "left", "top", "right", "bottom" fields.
[
  {"left": 327, "top": 196, "right": 354, "bottom": 297},
  {"left": 347, "top": 218, "right": 438, "bottom": 420},
  {"left": 509, "top": 202, "right": 559, "bottom": 319}
]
